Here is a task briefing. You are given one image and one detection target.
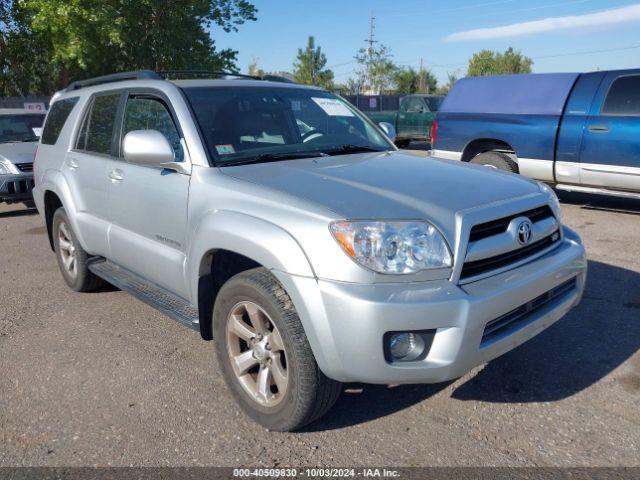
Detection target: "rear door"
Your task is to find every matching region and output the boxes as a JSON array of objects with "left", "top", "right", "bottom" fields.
[
  {"left": 398, "top": 96, "right": 428, "bottom": 138},
  {"left": 578, "top": 72, "right": 640, "bottom": 192},
  {"left": 107, "top": 90, "right": 191, "bottom": 298},
  {"left": 66, "top": 92, "right": 124, "bottom": 255}
]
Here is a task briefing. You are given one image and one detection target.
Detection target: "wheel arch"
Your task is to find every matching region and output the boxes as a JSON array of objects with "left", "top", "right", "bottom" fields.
[
  {"left": 462, "top": 138, "right": 516, "bottom": 163},
  {"left": 190, "top": 210, "right": 315, "bottom": 340}
]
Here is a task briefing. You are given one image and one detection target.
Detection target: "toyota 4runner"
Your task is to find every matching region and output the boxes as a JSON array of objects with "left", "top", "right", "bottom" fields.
[{"left": 33, "top": 71, "right": 587, "bottom": 431}]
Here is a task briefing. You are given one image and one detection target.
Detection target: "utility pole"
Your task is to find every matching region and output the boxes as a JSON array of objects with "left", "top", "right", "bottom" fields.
[
  {"left": 364, "top": 11, "right": 378, "bottom": 93},
  {"left": 419, "top": 57, "right": 425, "bottom": 93}
]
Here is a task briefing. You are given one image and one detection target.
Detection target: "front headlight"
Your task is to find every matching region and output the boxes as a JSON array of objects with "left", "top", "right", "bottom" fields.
[
  {"left": 0, "top": 159, "right": 19, "bottom": 175},
  {"left": 330, "top": 220, "right": 453, "bottom": 274},
  {"left": 538, "top": 182, "right": 562, "bottom": 221}
]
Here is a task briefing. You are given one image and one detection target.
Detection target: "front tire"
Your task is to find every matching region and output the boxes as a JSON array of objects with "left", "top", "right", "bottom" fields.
[
  {"left": 52, "top": 208, "right": 104, "bottom": 292},
  {"left": 214, "top": 267, "right": 342, "bottom": 431},
  {"left": 470, "top": 151, "right": 518, "bottom": 173}
]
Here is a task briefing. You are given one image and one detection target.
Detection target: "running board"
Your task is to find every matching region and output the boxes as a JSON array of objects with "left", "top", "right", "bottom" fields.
[
  {"left": 88, "top": 259, "right": 200, "bottom": 332},
  {"left": 556, "top": 184, "right": 640, "bottom": 200}
]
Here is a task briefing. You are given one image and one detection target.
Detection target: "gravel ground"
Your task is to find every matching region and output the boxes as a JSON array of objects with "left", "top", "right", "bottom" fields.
[{"left": 0, "top": 190, "right": 638, "bottom": 467}]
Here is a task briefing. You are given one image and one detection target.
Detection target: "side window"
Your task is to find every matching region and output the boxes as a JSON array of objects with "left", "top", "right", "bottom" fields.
[
  {"left": 405, "top": 98, "right": 425, "bottom": 113},
  {"left": 602, "top": 75, "right": 640, "bottom": 116},
  {"left": 41, "top": 97, "right": 79, "bottom": 145},
  {"left": 76, "top": 93, "right": 120, "bottom": 155},
  {"left": 122, "top": 96, "right": 184, "bottom": 161}
]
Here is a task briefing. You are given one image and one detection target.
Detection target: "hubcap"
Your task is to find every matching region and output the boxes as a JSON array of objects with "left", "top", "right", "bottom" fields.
[
  {"left": 226, "top": 301, "right": 288, "bottom": 407},
  {"left": 57, "top": 221, "right": 78, "bottom": 278}
]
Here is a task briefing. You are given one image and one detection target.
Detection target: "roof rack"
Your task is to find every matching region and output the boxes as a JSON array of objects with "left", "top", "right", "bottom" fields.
[
  {"left": 64, "top": 69, "right": 298, "bottom": 92},
  {"left": 65, "top": 70, "right": 161, "bottom": 91},
  {"left": 158, "top": 70, "right": 260, "bottom": 80}
]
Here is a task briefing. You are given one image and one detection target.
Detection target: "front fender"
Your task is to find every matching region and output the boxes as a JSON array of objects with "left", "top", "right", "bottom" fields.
[{"left": 187, "top": 209, "right": 315, "bottom": 304}]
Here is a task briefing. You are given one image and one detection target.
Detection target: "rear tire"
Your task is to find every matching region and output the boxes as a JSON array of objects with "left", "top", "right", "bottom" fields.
[
  {"left": 52, "top": 208, "right": 105, "bottom": 292},
  {"left": 214, "top": 267, "right": 342, "bottom": 431},
  {"left": 470, "top": 151, "right": 518, "bottom": 173}
]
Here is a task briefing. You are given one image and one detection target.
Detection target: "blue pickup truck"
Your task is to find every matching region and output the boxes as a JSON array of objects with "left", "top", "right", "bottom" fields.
[{"left": 432, "top": 70, "right": 640, "bottom": 198}]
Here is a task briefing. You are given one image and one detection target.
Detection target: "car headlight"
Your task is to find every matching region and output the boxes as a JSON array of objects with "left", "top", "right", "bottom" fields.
[
  {"left": 330, "top": 220, "right": 453, "bottom": 274},
  {"left": 538, "top": 182, "right": 562, "bottom": 221},
  {"left": 0, "top": 159, "right": 19, "bottom": 175}
]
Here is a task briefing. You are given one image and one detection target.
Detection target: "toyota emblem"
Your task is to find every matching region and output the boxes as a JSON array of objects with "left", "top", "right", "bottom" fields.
[{"left": 517, "top": 219, "right": 533, "bottom": 245}]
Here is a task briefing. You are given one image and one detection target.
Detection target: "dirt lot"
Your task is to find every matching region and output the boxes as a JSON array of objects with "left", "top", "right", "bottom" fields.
[{"left": 0, "top": 191, "right": 639, "bottom": 467}]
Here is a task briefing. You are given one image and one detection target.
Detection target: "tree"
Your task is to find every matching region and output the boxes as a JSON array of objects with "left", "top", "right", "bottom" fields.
[
  {"left": 0, "top": 0, "right": 258, "bottom": 96},
  {"left": 292, "top": 36, "right": 334, "bottom": 89},
  {"left": 248, "top": 56, "right": 264, "bottom": 77},
  {"left": 355, "top": 43, "right": 396, "bottom": 94},
  {"left": 436, "top": 71, "right": 459, "bottom": 95},
  {"left": 467, "top": 47, "right": 532, "bottom": 77}
]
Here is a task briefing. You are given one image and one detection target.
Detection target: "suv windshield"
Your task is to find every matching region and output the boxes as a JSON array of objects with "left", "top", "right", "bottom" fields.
[
  {"left": 182, "top": 86, "right": 393, "bottom": 165},
  {"left": 0, "top": 114, "right": 45, "bottom": 143}
]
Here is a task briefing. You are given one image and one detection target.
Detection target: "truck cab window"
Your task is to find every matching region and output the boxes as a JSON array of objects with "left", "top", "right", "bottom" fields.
[
  {"left": 122, "top": 97, "right": 184, "bottom": 161},
  {"left": 602, "top": 75, "right": 640, "bottom": 116}
]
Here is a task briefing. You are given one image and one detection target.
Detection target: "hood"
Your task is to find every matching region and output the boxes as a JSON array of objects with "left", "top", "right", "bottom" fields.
[
  {"left": 221, "top": 150, "right": 541, "bottom": 240},
  {"left": 0, "top": 141, "right": 38, "bottom": 165}
]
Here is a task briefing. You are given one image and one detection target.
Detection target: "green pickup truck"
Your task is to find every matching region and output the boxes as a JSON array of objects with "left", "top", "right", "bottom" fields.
[{"left": 365, "top": 94, "right": 444, "bottom": 148}]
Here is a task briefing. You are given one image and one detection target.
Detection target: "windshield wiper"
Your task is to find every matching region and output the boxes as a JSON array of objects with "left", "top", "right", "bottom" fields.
[
  {"left": 221, "top": 151, "right": 325, "bottom": 167},
  {"left": 322, "top": 144, "right": 387, "bottom": 156}
]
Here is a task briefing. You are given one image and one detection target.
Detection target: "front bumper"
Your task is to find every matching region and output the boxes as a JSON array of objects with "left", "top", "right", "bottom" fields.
[
  {"left": 274, "top": 226, "right": 586, "bottom": 384},
  {"left": 0, "top": 173, "right": 34, "bottom": 203}
]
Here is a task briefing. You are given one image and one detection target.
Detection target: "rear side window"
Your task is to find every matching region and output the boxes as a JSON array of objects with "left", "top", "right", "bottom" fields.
[
  {"left": 602, "top": 75, "right": 640, "bottom": 116},
  {"left": 76, "top": 93, "right": 121, "bottom": 155},
  {"left": 41, "top": 97, "right": 79, "bottom": 145}
]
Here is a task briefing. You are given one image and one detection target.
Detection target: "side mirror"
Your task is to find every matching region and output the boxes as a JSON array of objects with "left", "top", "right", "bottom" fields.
[
  {"left": 122, "top": 130, "right": 190, "bottom": 174},
  {"left": 378, "top": 122, "right": 397, "bottom": 141}
]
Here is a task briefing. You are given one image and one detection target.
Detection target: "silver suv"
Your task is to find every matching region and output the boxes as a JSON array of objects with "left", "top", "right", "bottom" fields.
[{"left": 33, "top": 71, "right": 587, "bottom": 431}]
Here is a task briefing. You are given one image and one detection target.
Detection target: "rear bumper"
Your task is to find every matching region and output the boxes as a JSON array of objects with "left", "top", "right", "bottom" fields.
[
  {"left": 275, "top": 226, "right": 586, "bottom": 384},
  {"left": 0, "top": 173, "right": 34, "bottom": 203}
]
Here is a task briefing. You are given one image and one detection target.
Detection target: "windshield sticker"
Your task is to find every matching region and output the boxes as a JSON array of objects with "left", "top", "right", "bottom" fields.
[
  {"left": 290, "top": 100, "right": 301, "bottom": 111},
  {"left": 215, "top": 144, "right": 235, "bottom": 155},
  {"left": 312, "top": 97, "right": 354, "bottom": 117},
  {"left": 32, "top": 127, "right": 43, "bottom": 137}
]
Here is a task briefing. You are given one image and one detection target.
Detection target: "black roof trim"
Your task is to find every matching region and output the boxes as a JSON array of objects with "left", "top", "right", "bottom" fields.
[{"left": 65, "top": 70, "right": 298, "bottom": 92}]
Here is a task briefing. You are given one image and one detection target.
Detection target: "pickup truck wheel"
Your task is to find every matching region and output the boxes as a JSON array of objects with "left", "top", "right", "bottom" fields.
[
  {"left": 52, "top": 208, "right": 104, "bottom": 292},
  {"left": 395, "top": 139, "right": 411, "bottom": 148},
  {"left": 470, "top": 151, "right": 518, "bottom": 173},
  {"left": 214, "top": 267, "right": 342, "bottom": 431}
]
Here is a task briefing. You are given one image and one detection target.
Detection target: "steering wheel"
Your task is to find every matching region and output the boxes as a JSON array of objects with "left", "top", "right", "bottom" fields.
[{"left": 301, "top": 129, "right": 324, "bottom": 143}]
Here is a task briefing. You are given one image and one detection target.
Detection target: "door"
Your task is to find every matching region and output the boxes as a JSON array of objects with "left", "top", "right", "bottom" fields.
[
  {"left": 579, "top": 73, "right": 640, "bottom": 192},
  {"left": 107, "top": 92, "right": 192, "bottom": 298},
  {"left": 65, "top": 92, "right": 123, "bottom": 256},
  {"left": 398, "top": 97, "right": 428, "bottom": 138}
]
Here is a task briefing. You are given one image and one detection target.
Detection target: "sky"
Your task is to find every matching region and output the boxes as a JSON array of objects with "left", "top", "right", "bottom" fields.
[{"left": 212, "top": 0, "right": 640, "bottom": 84}]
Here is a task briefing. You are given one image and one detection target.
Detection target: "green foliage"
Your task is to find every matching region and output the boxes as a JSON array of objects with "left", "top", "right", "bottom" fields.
[
  {"left": 394, "top": 66, "right": 437, "bottom": 94},
  {"left": 436, "top": 71, "right": 459, "bottom": 95},
  {"left": 467, "top": 47, "right": 532, "bottom": 77},
  {"left": 355, "top": 43, "right": 396, "bottom": 94},
  {"left": 0, "top": 0, "right": 257, "bottom": 96},
  {"left": 292, "top": 36, "right": 334, "bottom": 89}
]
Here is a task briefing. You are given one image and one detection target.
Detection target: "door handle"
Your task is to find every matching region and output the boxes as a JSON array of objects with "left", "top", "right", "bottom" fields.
[
  {"left": 108, "top": 169, "right": 124, "bottom": 182},
  {"left": 66, "top": 159, "right": 79, "bottom": 170},
  {"left": 588, "top": 125, "right": 609, "bottom": 132}
]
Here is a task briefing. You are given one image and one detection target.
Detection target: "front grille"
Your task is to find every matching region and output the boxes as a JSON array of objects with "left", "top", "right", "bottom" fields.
[
  {"left": 469, "top": 205, "right": 554, "bottom": 242},
  {"left": 461, "top": 230, "right": 560, "bottom": 280},
  {"left": 481, "top": 277, "right": 577, "bottom": 347},
  {"left": 6, "top": 179, "right": 34, "bottom": 195},
  {"left": 16, "top": 163, "right": 33, "bottom": 172}
]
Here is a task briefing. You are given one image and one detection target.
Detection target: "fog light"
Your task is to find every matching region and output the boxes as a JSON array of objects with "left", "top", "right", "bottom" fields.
[{"left": 389, "top": 332, "right": 425, "bottom": 361}]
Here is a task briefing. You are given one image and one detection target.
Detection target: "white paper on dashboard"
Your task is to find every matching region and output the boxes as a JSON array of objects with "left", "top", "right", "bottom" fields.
[{"left": 311, "top": 97, "right": 354, "bottom": 117}]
